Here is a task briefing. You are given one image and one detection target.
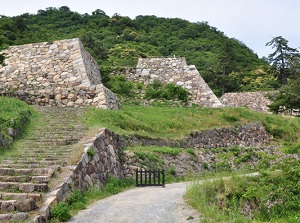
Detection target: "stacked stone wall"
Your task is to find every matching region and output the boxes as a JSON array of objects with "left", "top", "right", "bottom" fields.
[
  {"left": 0, "top": 38, "right": 120, "bottom": 109},
  {"left": 53, "top": 122, "right": 270, "bottom": 200},
  {"left": 125, "top": 57, "right": 223, "bottom": 108},
  {"left": 220, "top": 92, "right": 272, "bottom": 113}
]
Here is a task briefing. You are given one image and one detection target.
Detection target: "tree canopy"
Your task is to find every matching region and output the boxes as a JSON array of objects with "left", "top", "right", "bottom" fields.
[
  {"left": 266, "top": 36, "right": 300, "bottom": 85},
  {"left": 0, "top": 6, "right": 273, "bottom": 95}
]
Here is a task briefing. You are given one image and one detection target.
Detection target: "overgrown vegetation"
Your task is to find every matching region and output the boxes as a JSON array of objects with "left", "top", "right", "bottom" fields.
[
  {"left": 0, "top": 97, "right": 33, "bottom": 146},
  {"left": 145, "top": 81, "right": 189, "bottom": 102},
  {"left": 50, "top": 176, "right": 135, "bottom": 222},
  {"left": 0, "top": 6, "right": 273, "bottom": 96},
  {"left": 82, "top": 105, "right": 300, "bottom": 144},
  {"left": 185, "top": 158, "right": 300, "bottom": 223}
]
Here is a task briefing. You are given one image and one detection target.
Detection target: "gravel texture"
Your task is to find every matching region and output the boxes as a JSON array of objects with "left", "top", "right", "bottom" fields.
[{"left": 68, "top": 182, "right": 200, "bottom": 223}]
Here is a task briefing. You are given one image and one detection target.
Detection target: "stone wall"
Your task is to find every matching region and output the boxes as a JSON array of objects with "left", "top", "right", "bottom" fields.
[
  {"left": 220, "top": 92, "right": 272, "bottom": 113},
  {"left": 116, "top": 122, "right": 270, "bottom": 149},
  {"left": 0, "top": 38, "right": 120, "bottom": 109},
  {"left": 51, "top": 122, "right": 270, "bottom": 202},
  {"left": 125, "top": 57, "right": 223, "bottom": 108}
]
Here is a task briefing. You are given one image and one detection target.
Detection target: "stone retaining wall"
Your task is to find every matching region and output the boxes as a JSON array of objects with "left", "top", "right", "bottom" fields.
[
  {"left": 52, "top": 122, "right": 270, "bottom": 201},
  {"left": 124, "top": 57, "right": 223, "bottom": 108},
  {"left": 0, "top": 38, "right": 120, "bottom": 109},
  {"left": 220, "top": 92, "right": 272, "bottom": 113}
]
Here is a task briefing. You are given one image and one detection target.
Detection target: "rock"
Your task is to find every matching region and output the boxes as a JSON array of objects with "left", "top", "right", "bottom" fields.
[
  {"left": 1, "top": 200, "right": 16, "bottom": 212},
  {"left": 11, "top": 212, "right": 29, "bottom": 221},
  {"left": 15, "top": 199, "right": 38, "bottom": 212}
]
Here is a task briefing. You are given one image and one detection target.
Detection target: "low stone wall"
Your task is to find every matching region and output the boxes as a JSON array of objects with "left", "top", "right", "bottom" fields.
[
  {"left": 220, "top": 92, "right": 272, "bottom": 113},
  {"left": 52, "top": 122, "right": 270, "bottom": 200},
  {"left": 116, "top": 122, "right": 270, "bottom": 149},
  {"left": 121, "top": 146, "right": 298, "bottom": 178}
]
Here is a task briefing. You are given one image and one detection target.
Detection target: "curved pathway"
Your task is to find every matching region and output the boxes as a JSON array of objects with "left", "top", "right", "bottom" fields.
[{"left": 68, "top": 182, "right": 200, "bottom": 223}]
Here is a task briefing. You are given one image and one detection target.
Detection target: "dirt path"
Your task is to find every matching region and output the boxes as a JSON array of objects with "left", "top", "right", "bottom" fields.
[{"left": 68, "top": 182, "right": 200, "bottom": 223}]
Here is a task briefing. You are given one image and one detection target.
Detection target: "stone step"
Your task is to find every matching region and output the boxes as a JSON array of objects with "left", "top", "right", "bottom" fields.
[
  {"left": 0, "top": 192, "right": 43, "bottom": 203},
  {"left": 0, "top": 160, "right": 66, "bottom": 168},
  {"left": 0, "top": 213, "right": 28, "bottom": 222},
  {"left": 0, "top": 198, "right": 38, "bottom": 214},
  {"left": 13, "top": 148, "right": 73, "bottom": 154},
  {"left": 0, "top": 200, "right": 16, "bottom": 213},
  {"left": 0, "top": 167, "right": 58, "bottom": 177},
  {"left": 0, "top": 182, "right": 48, "bottom": 193},
  {"left": 0, "top": 175, "right": 49, "bottom": 184},
  {"left": 1, "top": 158, "right": 65, "bottom": 164}
]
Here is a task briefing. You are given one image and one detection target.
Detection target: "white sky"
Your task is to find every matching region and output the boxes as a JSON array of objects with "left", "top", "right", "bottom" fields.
[{"left": 1, "top": 0, "right": 299, "bottom": 58}]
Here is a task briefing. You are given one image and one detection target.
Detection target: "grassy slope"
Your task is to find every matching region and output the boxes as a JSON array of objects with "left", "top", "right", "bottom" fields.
[
  {"left": 0, "top": 97, "right": 34, "bottom": 142},
  {"left": 82, "top": 105, "right": 300, "bottom": 144}
]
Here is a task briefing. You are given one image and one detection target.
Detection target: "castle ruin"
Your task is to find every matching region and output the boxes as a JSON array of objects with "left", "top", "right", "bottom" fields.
[
  {"left": 0, "top": 38, "right": 120, "bottom": 109},
  {"left": 126, "top": 57, "right": 223, "bottom": 108}
]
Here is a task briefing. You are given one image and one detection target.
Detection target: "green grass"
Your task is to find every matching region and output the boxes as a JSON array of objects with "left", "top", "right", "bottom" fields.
[
  {"left": 0, "top": 97, "right": 36, "bottom": 158},
  {"left": 0, "top": 97, "right": 34, "bottom": 136},
  {"left": 81, "top": 105, "right": 300, "bottom": 144},
  {"left": 185, "top": 158, "right": 300, "bottom": 223}
]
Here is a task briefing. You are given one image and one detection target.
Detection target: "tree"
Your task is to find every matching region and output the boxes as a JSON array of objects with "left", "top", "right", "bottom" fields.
[
  {"left": 266, "top": 36, "right": 300, "bottom": 85},
  {"left": 268, "top": 77, "right": 300, "bottom": 114}
]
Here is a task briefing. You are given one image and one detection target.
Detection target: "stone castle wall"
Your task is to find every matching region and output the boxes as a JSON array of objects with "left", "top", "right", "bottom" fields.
[
  {"left": 220, "top": 92, "right": 272, "bottom": 113},
  {"left": 125, "top": 57, "right": 223, "bottom": 108},
  {"left": 0, "top": 38, "right": 120, "bottom": 109}
]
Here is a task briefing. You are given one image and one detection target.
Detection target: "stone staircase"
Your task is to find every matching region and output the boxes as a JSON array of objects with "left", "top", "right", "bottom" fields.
[{"left": 0, "top": 106, "right": 88, "bottom": 222}]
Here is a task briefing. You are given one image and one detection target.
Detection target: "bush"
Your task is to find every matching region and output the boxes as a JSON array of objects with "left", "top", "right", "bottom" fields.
[
  {"left": 50, "top": 203, "right": 71, "bottom": 222},
  {"left": 145, "top": 81, "right": 189, "bottom": 102},
  {"left": 107, "top": 75, "right": 135, "bottom": 97}
]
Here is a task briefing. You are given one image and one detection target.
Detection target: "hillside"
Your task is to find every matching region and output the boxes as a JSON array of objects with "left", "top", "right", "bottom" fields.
[{"left": 0, "top": 6, "right": 275, "bottom": 96}]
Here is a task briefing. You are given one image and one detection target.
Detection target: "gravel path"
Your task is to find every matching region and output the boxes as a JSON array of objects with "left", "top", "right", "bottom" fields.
[{"left": 68, "top": 182, "right": 200, "bottom": 223}]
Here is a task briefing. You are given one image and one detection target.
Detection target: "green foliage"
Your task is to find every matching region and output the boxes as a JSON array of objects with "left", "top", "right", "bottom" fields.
[
  {"left": 50, "top": 203, "right": 71, "bottom": 222},
  {"left": 107, "top": 75, "right": 135, "bottom": 97},
  {"left": 221, "top": 114, "right": 239, "bottom": 123},
  {"left": 0, "top": 97, "right": 33, "bottom": 145},
  {"left": 103, "top": 176, "right": 134, "bottom": 195},
  {"left": 87, "top": 147, "right": 96, "bottom": 157},
  {"left": 145, "top": 81, "right": 189, "bottom": 102},
  {"left": 268, "top": 78, "right": 300, "bottom": 114},
  {"left": 0, "top": 7, "right": 270, "bottom": 95},
  {"left": 82, "top": 105, "right": 300, "bottom": 144},
  {"left": 186, "top": 159, "right": 300, "bottom": 222},
  {"left": 282, "top": 141, "right": 300, "bottom": 154},
  {"left": 266, "top": 36, "right": 300, "bottom": 85}
]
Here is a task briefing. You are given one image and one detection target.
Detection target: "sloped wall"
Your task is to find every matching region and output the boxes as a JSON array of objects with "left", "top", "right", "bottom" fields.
[
  {"left": 126, "top": 57, "right": 223, "bottom": 108},
  {"left": 0, "top": 38, "right": 120, "bottom": 109}
]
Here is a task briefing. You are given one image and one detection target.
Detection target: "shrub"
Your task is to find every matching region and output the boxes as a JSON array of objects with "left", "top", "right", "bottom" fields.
[
  {"left": 145, "top": 80, "right": 189, "bottom": 102},
  {"left": 50, "top": 203, "right": 71, "bottom": 222},
  {"left": 87, "top": 147, "right": 96, "bottom": 157},
  {"left": 107, "top": 75, "right": 135, "bottom": 96}
]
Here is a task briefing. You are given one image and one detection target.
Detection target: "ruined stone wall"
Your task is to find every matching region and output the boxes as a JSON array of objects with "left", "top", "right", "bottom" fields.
[
  {"left": 53, "top": 122, "right": 270, "bottom": 197},
  {"left": 219, "top": 92, "right": 272, "bottom": 113},
  {"left": 125, "top": 57, "right": 223, "bottom": 108},
  {"left": 0, "top": 38, "right": 120, "bottom": 109}
]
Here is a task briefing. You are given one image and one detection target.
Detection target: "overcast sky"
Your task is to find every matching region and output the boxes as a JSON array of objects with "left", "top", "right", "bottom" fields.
[{"left": 1, "top": 0, "right": 299, "bottom": 58}]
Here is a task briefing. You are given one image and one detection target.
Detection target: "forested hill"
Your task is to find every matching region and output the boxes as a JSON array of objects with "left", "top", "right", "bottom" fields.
[{"left": 0, "top": 6, "right": 276, "bottom": 95}]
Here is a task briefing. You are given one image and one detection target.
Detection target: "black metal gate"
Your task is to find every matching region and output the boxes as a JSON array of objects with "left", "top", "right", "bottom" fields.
[{"left": 136, "top": 169, "right": 165, "bottom": 187}]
